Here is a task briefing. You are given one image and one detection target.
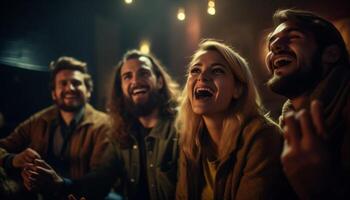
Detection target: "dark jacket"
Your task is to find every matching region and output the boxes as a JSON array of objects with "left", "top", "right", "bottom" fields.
[{"left": 280, "top": 64, "right": 350, "bottom": 199}]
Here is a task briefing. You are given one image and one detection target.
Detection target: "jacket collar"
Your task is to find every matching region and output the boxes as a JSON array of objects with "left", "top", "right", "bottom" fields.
[
  {"left": 41, "top": 104, "right": 96, "bottom": 127},
  {"left": 129, "top": 115, "right": 174, "bottom": 142},
  {"left": 148, "top": 116, "right": 173, "bottom": 139},
  {"left": 279, "top": 64, "right": 350, "bottom": 126}
]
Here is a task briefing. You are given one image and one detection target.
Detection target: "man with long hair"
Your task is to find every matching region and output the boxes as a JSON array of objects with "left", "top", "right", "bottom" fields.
[
  {"left": 0, "top": 57, "right": 111, "bottom": 199},
  {"left": 266, "top": 9, "right": 350, "bottom": 199},
  {"left": 105, "top": 50, "right": 180, "bottom": 200},
  {"left": 71, "top": 50, "right": 180, "bottom": 200}
]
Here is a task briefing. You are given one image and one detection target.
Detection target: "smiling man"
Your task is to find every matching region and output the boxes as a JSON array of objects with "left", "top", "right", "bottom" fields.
[
  {"left": 0, "top": 57, "right": 111, "bottom": 199},
  {"left": 266, "top": 9, "right": 350, "bottom": 199},
  {"left": 102, "top": 50, "right": 180, "bottom": 200}
]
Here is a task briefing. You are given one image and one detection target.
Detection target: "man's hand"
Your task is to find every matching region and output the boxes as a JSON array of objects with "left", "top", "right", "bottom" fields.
[
  {"left": 13, "top": 148, "right": 41, "bottom": 168},
  {"left": 21, "top": 159, "right": 64, "bottom": 193},
  {"left": 281, "top": 100, "right": 331, "bottom": 199}
]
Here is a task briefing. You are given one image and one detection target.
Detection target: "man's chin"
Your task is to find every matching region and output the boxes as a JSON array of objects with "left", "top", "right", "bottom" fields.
[
  {"left": 132, "top": 95, "right": 149, "bottom": 104},
  {"left": 267, "top": 73, "right": 312, "bottom": 98},
  {"left": 57, "top": 103, "right": 85, "bottom": 112}
]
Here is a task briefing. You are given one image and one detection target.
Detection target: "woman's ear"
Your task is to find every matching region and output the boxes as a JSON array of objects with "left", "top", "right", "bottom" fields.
[
  {"left": 233, "top": 84, "right": 242, "bottom": 99},
  {"left": 322, "top": 44, "right": 341, "bottom": 64}
]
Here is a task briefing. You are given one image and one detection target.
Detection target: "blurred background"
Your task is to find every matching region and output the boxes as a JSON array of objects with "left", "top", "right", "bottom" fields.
[{"left": 1, "top": 0, "right": 350, "bottom": 136}]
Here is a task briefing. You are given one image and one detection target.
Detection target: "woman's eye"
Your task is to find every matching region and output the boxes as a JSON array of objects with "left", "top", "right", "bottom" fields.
[
  {"left": 212, "top": 67, "right": 225, "bottom": 74},
  {"left": 190, "top": 67, "right": 201, "bottom": 75}
]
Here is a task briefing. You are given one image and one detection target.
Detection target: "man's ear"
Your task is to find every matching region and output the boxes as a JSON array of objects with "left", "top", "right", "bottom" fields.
[
  {"left": 51, "top": 90, "right": 56, "bottom": 101},
  {"left": 157, "top": 77, "right": 164, "bottom": 89},
  {"left": 322, "top": 44, "right": 341, "bottom": 64},
  {"left": 86, "top": 90, "right": 92, "bottom": 100}
]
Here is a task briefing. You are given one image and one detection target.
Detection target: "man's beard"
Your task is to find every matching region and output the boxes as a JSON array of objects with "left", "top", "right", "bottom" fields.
[
  {"left": 124, "top": 90, "right": 162, "bottom": 117},
  {"left": 54, "top": 92, "right": 86, "bottom": 112},
  {"left": 267, "top": 53, "right": 323, "bottom": 99}
]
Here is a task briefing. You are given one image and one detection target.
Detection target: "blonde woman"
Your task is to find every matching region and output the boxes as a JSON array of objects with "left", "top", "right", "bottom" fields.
[{"left": 176, "top": 40, "right": 290, "bottom": 199}]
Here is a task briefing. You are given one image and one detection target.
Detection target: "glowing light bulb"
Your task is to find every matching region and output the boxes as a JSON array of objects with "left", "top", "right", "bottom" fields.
[
  {"left": 125, "top": 0, "right": 133, "bottom": 4},
  {"left": 140, "top": 40, "right": 150, "bottom": 54},
  {"left": 208, "top": 7, "right": 216, "bottom": 15},
  {"left": 177, "top": 8, "right": 185, "bottom": 21}
]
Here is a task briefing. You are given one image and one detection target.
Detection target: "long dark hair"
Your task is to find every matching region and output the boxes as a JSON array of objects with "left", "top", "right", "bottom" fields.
[{"left": 107, "top": 50, "right": 180, "bottom": 147}]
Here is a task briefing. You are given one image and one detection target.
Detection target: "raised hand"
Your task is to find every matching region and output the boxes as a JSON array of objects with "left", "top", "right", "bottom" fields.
[
  {"left": 12, "top": 148, "right": 41, "bottom": 168},
  {"left": 281, "top": 100, "right": 331, "bottom": 199}
]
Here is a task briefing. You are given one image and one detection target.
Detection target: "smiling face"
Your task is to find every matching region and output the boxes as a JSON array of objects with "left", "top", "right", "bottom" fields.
[
  {"left": 187, "top": 50, "right": 237, "bottom": 117},
  {"left": 266, "top": 21, "right": 322, "bottom": 97},
  {"left": 120, "top": 56, "right": 163, "bottom": 116},
  {"left": 52, "top": 69, "right": 91, "bottom": 112}
]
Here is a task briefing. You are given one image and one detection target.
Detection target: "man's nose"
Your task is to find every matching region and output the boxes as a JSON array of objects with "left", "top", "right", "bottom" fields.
[
  {"left": 270, "top": 37, "right": 288, "bottom": 53},
  {"left": 65, "top": 82, "right": 75, "bottom": 91},
  {"left": 131, "top": 74, "right": 140, "bottom": 85}
]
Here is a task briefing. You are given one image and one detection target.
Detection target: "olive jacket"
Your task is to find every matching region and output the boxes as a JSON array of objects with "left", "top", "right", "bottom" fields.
[{"left": 77, "top": 116, "right": 179, "bottom": 200}]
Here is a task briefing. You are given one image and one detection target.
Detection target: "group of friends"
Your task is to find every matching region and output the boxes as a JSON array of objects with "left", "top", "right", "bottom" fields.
[{"left": 0, "top": 9, "right": 349, "bottom": 200}]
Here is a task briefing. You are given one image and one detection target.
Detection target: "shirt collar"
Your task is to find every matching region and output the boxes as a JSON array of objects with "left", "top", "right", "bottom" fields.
[{"left": 58, "top": 107, "right": 85, "bottom": 127}]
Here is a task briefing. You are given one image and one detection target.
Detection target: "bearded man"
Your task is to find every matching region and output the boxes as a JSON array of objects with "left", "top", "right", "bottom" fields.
[
  {"left": 0, "top": 56, "right": 111, "bottom": 199},
  {"left": 70, "top": 50, "right": 180, "bottom": 200},
  {"left": 266, "top": 9, "right": 350, "bottom": 199},
  {"left": 104, "top": 50, "right": 180, "bottom": 200}
]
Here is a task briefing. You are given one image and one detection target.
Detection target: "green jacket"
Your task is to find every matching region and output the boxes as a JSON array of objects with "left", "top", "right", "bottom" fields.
[{"left": 85, "top": 116, "right": 179, "bottom": 200}]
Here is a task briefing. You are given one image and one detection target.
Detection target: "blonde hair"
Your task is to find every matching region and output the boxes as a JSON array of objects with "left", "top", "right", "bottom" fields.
[{"left": 175, "top": 39, "right": 264, "bottom": 161}]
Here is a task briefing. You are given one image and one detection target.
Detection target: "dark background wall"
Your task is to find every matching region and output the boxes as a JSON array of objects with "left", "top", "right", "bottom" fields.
[{"left": 1, "top": 0, "right": 350, "bottom": 137}]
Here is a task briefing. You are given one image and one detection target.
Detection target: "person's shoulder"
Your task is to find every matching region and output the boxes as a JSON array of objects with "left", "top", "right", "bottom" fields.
[
  {"left": 25, "top": 105, "right": 57, "bottom": 122},
  {"left": 242, "top": 116, "right": 283, "bottom": 155},
  {"left": 85, "top": 104, "right": 111, "bottom": 122},
  {"left": 243, "top": 115, "right": 283, "bottom": 141},
  {"left": 155, "top": 113, "right": 178, "bottom": 139},
  {"left": 12, "top": 106, "right": 57, "bottom": 130}
]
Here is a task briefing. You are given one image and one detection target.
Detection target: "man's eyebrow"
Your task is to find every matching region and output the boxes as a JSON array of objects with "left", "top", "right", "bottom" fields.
[
  {"left": 268, "top": 27, "right": 307, "bottom": 43},
  {"left": 285, "top": 27, "right": 307, "bottom": 34},
  {"left": 121, "top": 71, "right": 131, "bottom": 77}
]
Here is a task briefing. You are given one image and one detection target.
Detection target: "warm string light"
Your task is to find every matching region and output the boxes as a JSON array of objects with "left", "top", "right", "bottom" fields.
[
  {"left": 207, "top": 0, "right": 216, "bottom": 15},
  {"left": 177, "top": 8, "right": 186, "bottom": 21},
  {"left": 124, "top": 0, "right": 133, "bottom": 4},
  {"left": 139, "top": 40, "right": 150, "bottom": 54}
]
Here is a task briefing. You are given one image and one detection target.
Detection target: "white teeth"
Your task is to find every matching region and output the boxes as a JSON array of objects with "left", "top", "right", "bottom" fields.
[
  {"left": 273, "top": 57, "right": 293, "bottom": 66},
  {"left": 133, "top": 88, "right": 147, "bottom": 94},
  {"left": 195, "top": 87, "right": 213, "bottom": 94}
]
